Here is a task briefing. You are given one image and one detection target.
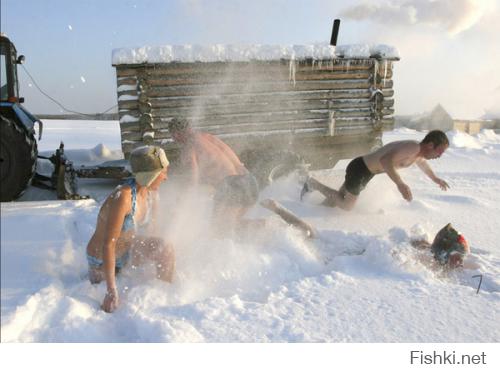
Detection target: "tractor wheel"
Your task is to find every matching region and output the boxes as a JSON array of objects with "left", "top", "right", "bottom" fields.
[{"left": 0, "top": 116, "right": 38, "bottom": 201}]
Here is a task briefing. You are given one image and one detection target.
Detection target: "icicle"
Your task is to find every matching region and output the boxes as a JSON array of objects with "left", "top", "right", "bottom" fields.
[
  {"left": 289, "top": 57, "right": 296, "bottom": 86},
  {"left": 383, "top": 60, "right": 388, "bottom": 88},
  {"left": 373, "top": 59, "right": 378, "bottom": 86}
]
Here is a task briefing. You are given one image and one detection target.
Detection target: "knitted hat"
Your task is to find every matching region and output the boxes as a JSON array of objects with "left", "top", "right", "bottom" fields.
[{"left": 129, "top": 146, "right": 169, "bottom": 187}]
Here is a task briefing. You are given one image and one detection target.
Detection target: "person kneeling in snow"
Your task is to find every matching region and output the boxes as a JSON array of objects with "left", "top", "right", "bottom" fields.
[
  {"left": 86, "top": 146, "right": 175, "bottom": 313},
  {"left": 301, "top": 130, "right": 450, "bottom": 210},
  {"left": 411, "top": 223, "right": 470, "bottom": 269},
  {"left": 168, "top": 118, "right": 260, "bottom": 236}
]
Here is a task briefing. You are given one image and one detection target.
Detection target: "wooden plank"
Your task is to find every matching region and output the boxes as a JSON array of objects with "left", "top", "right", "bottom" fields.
[
  {"left": 118, "top": 101, "right": 139, "bottom": 110},
  {"left": 119, "top": 116, "right": 394, "bottom": 141},
  {"left": 118, "top": 98, "right": 396, "bottom": 121},
  {"left": 141, "top": 71, "right": 392, "bottom": 86},
  {"left": 119, "top": 105, "right": 395, "bottom": 131},
  {"left": 115, "top": 59, "right": 381, "bottom": 77},
  {"left": 116, "top": 78, "right": 138, "bottom": 86},
  {"left": 146, "top": 98, "right": 396, "bottom": 117},
  {"left": 118, "top": 89, "right": 140, "bottom": 96},
  {"left": 117, "top": 88, "right": 395, "bottom": 110},
  {"left": 139, "top": 68, "right": 374, "bottom": 79},
  {"left": 140, "top": 80, "right": 395, "bottom": 98}
]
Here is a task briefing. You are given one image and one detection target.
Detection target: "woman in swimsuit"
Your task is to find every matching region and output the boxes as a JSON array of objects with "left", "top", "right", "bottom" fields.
[{"left": 86, "top": 146, "right": 175, "bottom": 313}]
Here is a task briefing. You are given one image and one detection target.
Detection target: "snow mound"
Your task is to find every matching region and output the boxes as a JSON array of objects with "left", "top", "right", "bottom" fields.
[
  {"left": 477, "top": 129, "right": 500, "bottom": 144},
  {"left": 447, "top": 130, "right": 483, "bottom": 149},
  {"left": 92, "top": 143, "right": 112, "bottom": 158}
]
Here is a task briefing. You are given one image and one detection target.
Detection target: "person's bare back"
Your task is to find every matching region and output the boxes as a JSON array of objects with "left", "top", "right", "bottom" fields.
[
  {"left": 363, "top": 140, "right": 421, "bottom": 174},
  {"left": 183, "top": 132, "right": 247, "bottom": 186}
]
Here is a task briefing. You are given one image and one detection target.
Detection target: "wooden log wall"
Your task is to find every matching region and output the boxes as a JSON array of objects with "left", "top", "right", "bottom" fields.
[{"left": 114, "top": 58, "right": 398, "bottom": 157}]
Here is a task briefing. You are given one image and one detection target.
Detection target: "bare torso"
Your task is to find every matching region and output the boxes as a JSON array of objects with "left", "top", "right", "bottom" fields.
[
  {"left": 86, "top": 185, "right": 150, "bottom": 259},
  {"left": 183, "top": 132, "right": 248, "bottom": 186},
  {"left": 362, "top": 140, "right": 421, "bottom": 174}
]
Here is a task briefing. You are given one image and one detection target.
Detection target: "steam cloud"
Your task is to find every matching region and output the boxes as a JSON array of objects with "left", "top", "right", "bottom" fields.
[{"left": 340, "top": 0, "right": 488, "bottom": 36}]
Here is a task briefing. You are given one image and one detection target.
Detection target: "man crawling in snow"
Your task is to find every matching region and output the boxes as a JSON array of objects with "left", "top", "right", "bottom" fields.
[
  {"left": 168, "top": 118, "right": 260, "bottom": 236},
  {"left": 301, "top": 130, "right": 450, "bottom": 210}
]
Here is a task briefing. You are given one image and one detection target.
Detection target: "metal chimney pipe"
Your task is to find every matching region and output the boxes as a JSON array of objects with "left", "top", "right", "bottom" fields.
[{"left": 330, "top": 19, "right": 341, "bottom": 46}]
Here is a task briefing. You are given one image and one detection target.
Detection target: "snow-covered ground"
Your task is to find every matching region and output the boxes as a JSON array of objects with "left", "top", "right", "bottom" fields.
[{"left": 1, "top": 120, "right": 499, "bottom": 342}]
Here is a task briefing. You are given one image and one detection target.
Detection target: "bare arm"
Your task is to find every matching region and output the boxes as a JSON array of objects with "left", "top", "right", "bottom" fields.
[
  {"left": 101, "top": 190, "right": 130, "bottom": 312},
  {"left": 379, "top": 144, "right": 419, "bottom": 201},
  {"left": 416, "top": 159, "right": 450, "bottom": 190},
  {"left": 416, "top": 158, "right": 438, "bottom": 181}
]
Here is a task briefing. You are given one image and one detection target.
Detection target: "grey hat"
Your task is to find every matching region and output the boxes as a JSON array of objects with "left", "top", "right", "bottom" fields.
[
  {"left": 168, "top": 118, "right": 190, "bottom": 133},
  {"left": 129, "top": 146, "right": 169, "bottom": 187}
]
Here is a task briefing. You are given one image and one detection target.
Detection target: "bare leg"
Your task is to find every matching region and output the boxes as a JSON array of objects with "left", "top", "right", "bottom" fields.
[
  {"left": 260, "top": 199, "right": 316, "bottom": 238},
  {"left": 308, "top": 179, "right": 358, "bottom": 211},
  {"left": 308, "top": 177, "right": 341, "bottom": 201}
]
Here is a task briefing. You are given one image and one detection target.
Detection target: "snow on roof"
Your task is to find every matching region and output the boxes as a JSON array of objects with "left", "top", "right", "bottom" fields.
[{"left": 112, "top": 43, "right": 400, "bottom": 65}]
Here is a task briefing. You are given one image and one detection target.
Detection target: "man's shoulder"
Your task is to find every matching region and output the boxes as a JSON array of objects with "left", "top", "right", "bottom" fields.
[
  {"left": 194, "top": 131, "right": 216, "bottom": 144},
  {"left": 391, "top": 140, "right": 420, "bottom": 152}
]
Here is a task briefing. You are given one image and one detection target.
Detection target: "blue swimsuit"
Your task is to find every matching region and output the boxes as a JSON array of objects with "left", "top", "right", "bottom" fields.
[
  {"left": 121, "top": 178, "right": 138, "bottom": 232},
  {"left": 87, "top": 178, "right": 149, "bottom": 270}
]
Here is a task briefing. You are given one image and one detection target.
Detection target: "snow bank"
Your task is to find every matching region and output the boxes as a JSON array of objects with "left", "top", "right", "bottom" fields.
[
  {"left": 447, "top": 130, "right": 483, "bottom": 149},
  {"left": 111, "top": 43, "right": 399, "bottom": 65},
  {"left": 1, "top": 122, "right": 499, "bottom": 342}
]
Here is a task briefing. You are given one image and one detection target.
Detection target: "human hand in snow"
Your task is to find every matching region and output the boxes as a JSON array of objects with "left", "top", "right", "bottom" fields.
[
  {"left": 102, "top": 288, "right": 119, "bottom": 313},
  {"left": 434, "top": 177, "right": 449, "bottom": 191},
  {"left": 397, "top": 182, "right": 412, "bottom": 201}
]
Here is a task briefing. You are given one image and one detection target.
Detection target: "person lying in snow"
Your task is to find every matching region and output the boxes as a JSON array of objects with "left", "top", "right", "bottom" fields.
[
  {"left": 86, "top": 146, "right": 175, "bottom": 313},
  {"left": 168, "top": 118, "right": 260, "bottom": 236},
  {"left": 410, "top": 223, "right": 470, "bottom": 269},
  {"left": 301, "top": 130, "right": 450, "bottom": 210}
]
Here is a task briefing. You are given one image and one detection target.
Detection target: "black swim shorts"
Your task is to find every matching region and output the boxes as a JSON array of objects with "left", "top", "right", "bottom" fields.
[
  {"left": 213, "top": 173, "right": 259, "bottom": 208},
  {"left": 344, "top": 157, "right": 374, "bottom": 196}
]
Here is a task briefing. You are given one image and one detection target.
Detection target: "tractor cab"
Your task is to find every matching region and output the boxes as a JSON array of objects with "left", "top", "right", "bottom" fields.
[
  {"left": 1, "top": 34, "right": 22, "bottom": 102},
  {"left": 0, "top": 34, "right": 81, "bottom": 201},
  {"left": 0, "top": 34, "right": 37, "bottom": 124}
]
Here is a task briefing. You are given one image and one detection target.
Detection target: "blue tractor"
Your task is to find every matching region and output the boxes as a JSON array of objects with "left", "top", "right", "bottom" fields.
[
  {"left": 0, "top": 33, "right": 41, "bottom": 201},
  {"left": 0, "top": 34, "right": 85, "bottom": 201}
]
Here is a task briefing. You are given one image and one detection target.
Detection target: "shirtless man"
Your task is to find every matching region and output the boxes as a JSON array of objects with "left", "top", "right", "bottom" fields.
[
  {"left": 301, "top": 130, "right": 450, "bottom": 210},
  {"left": 168, "top": 118, "right": 259, "bottom": 234}
]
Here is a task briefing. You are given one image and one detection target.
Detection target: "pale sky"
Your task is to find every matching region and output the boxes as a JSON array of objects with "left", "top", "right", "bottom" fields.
[{"left": 1, "top": 0, "right": 499, "bottom": 119}]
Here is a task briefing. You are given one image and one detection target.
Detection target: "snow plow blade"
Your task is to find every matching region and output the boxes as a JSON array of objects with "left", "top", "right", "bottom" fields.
[
  {"left": 76, "top": 159, "right": 132, "bottom": 179},
  {"left": 33, "top": 142, "right": 88, "bottom": 200}
]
